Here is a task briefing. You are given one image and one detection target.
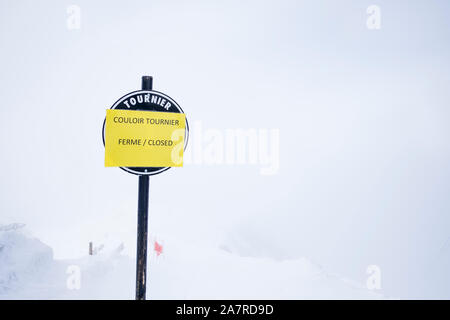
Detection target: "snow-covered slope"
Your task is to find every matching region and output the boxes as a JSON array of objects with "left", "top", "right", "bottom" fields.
[{"left": 0, "top": 225, "right": 382, "bottom": 299}]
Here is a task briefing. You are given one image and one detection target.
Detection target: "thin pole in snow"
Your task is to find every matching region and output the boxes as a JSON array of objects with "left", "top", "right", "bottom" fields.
[{"left": 135, "top": 75, "right": 152, "bottom": 300}]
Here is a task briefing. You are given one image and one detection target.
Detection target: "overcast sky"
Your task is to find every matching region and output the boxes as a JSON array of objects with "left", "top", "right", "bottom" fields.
[{"left": 1, "top": 0, "right": 450, "bottom": 298}]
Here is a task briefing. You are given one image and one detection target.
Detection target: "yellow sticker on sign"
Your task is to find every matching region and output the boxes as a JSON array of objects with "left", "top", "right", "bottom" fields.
[{"left": 104, "top": 109, "right": 186, "bottom": 167}]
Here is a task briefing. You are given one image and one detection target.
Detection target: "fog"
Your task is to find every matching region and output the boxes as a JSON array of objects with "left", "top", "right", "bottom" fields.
[{"left": 1, "top": 0, "right": 449, "bottom": 298}]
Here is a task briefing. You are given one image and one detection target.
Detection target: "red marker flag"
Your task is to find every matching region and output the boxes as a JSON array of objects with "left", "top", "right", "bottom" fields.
[{"left": 154, "top": 240, "right": 163, "bottom": 256}]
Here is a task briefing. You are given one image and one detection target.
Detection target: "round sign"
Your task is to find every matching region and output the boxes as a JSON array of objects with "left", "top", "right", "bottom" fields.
[{"left": 102, "top": 90, "right": 189, "bottom": 175}]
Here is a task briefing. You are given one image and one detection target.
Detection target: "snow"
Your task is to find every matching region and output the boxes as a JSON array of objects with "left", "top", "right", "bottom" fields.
[
  {"left": 0, "top": 0, "right": 449, "bottom": 300},
  {"left": 0, "top": 224, "right": 382, "bottom": 299}
]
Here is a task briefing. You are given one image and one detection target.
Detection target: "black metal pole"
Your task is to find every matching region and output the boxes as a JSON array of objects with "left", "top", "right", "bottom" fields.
[{"left": 136, "top": 76, "right": 152, "bottom": 300}]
